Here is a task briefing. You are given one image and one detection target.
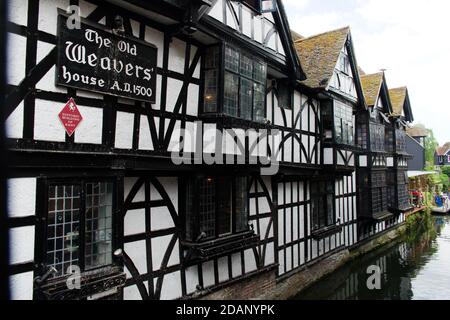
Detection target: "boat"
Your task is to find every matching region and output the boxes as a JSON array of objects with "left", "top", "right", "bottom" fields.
[{"left": 431, "top": 194, "right": 450, "bottom": 214}]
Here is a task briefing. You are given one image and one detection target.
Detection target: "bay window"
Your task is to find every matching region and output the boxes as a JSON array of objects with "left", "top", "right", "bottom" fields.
[
  {"left": 397, "top": 171, "right": 410, "bottom": 209},
  {"left": 202, "top": 44, "right": 267, "bottom": 122},
  {"left": 184, "top": 176, "right": 249, "bottom": 242},
  {"left": 371, "top": 172, "right": 387, "bottom": 214},
  {"left": 334, "top": 101, "right": 354, "bottom": 145},
  {"left": 395, "top": 129, "right": 406, "bottom": 153},
  {"left": 311, "top": 181, "right": 335, "bottom": 231},
  {"left": 370, "top": 123, "right": 385, "bottom": 152}
]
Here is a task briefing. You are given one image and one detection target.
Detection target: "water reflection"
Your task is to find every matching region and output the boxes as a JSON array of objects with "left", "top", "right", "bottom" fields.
[{"left": 294, "top": 213, "right": 450, "bottom": 300}]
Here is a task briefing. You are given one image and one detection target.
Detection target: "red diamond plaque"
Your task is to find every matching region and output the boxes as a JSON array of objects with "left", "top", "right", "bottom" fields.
[{"left": 58, "top": 98, "right": 83, "bottom": 137}]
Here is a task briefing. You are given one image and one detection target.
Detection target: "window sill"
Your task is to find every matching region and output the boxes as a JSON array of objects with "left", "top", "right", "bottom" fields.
[
  {"left": 372, "top": 211, "right": 394, "bottom": 221},
  {"left": 36, "top": 266, "right": 126, "bottom": 300},
  {"left": 181, "top": 231, "right": 259, "bottom": 261},
  {"left": 311, "top": 225, "right": 342, "bottom": 240}
]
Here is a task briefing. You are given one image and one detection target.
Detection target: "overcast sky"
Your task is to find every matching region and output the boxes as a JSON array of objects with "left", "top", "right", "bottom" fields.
[{"left": 283, "top": 0, "right": 450, "bottom": 145}]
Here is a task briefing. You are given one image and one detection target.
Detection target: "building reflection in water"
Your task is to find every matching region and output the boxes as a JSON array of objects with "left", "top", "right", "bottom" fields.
[{"left": 295, "top": 213, "right": 448, "bottom": 300}]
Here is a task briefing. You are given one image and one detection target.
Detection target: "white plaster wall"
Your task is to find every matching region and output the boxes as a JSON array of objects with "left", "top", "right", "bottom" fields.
[
  {"left": 123, "top": 282, "right": 148, "bottom": 300},
  {"left": 244, "top": 249, "right": 257, "bottom": 273},
  {"left": 151, "top": 235, "right": 179, "bottom": 271},
  {"left": 5, "top": 102, "right": 24, "bottom": 139},
  {"left": 324, "top": 148, "right": 333, "bottom": 165},
  {"left": 124, "top": 209, "right": 146, "bottom": 236},
  {"left": 185, "top": 265, "right": 199, "bottom": 295},
  {"left": 151, "top": 206, "right": 175, "bottom": 231},
  {"left": 218, "top": 257, "right": 229, "bottom": 283},
  {"left": 8, "top": 178, "right": 36, "bottom": 218},
  {"left": 187, "top": 84, "right": 200, "bottom": 116},
  {"left": 74, "top": 105, "right": 103, "bottom": 144},
  {"left": 231, "top": 253, "right": 242, "bottom": 278},
  {"left": 6, "top": 33, "right": 26, "bottom": 86},
  {"left": 9, "top": 226, "right": 35, "bottom": 265},
  {"left": 34, "top": 99, "right": 67, "bottom": 142},
  {"left": 165, "top": 78, "right": 183, "bottom": 113},
  {"left": 124, "top": 240, "right": 147, "bottom": 275},
  {"left": 168, "top": 38, "right": 186, "bottom": 74},
  {"left": 9, "top": 272, "right": 34, "bottom": 300},
  {"left": 115, "top": 111, "right": 134, "bottom": 149},
  {"left": 138, "top": 115, "right": 154, "bottom": 151},
  {"left": 158, "top": 271, "right": 182, "bottom": 300},
  {"left": 38, "top": 0, "right": 70, "bottom": 35}
]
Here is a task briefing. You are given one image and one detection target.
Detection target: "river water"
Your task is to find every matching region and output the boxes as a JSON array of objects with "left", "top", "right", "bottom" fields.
[{"left": 294, "top": 214, "right": 450, "bottom": 300}]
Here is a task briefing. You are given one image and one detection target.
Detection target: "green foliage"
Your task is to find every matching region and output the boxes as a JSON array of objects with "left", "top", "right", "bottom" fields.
[
  {"left": 441, "top": 166, "right": 450, "bottom": 177},
  {"left": 424, "top": 127, "right": 439, "bottom": 167}
]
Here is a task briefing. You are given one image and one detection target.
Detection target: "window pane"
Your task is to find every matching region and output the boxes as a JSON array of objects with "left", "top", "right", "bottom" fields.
[
  {"left": 185, "top": 179, "right": 195, "bottom": 241},
  {"left": 205, "top": 46, "right": 220, "bottom": 69},
  {"left": 204, "top": 70, "right": 218, "bottom": 113},
  {"left": 335, "top": 118, "right": 342, "bottom": 143},
  {"left": 235, "top": 177, "right": 249, "bottom": 233},
  {"left": 311, "top": 181, "right": 334, "bottom": 230},
  {"left": 253, "top": 61, "right": 266, "bottom": 84},
  {"left": 85, "top": 182, "right": 113, "bottom": 270},
  {"left": 225, "top": 46, "right": 239, "bottom": 72},
  {"left": 253, "top": 83, "right": 265, "bottom": 122},
  {"left": 240, "top": 54, "right": 253, "bottom": 78},
  {"left": 199, "top": 177, "right": 216, "bottom": 239},
  {"left": 277, "top": 82, "right": 291, "bottom": 109},
  {"left": 240, "top": 78, "right": 253, "bottom": 120},
  {"left": 224, "top": 72, "right": 239, "bottom": 117},
  {"left": 47, "top": 185, "right": 81, "bottom": 278},
  {"left": 217, "top": 177, "right": 232, "bottom": 236}
]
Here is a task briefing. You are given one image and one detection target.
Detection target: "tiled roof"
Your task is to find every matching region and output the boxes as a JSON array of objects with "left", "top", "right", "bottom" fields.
[
  {"left": 389, "top": 87, "right": 407, "bottom": 116},
  {"left": 436, "top": 143, "right": 450, "bottom": 156},
  {"left": 360, "top": 72, "right": 384, "bottom": 106},
  {"left": 294, "top": 26, "right": 350, "bottom": 89},
  {"left": 407, "top": 124, "right": 428, "bottom": 138}
]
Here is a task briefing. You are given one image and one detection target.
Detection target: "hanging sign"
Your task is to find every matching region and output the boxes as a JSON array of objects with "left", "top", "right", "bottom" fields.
[
  {"left": 56, "top": 12, "right": 157, "bottom": 103},
  {"left": 58, "top": 98, "right": 83, "bottom": 137}
]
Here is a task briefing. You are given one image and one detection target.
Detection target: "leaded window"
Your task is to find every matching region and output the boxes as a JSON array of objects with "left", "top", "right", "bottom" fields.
[
  {"left": 396, "top": 129, "right": 406, "bottom": 153},
  {"left": 334, "top": 101, "right": 354, "bottom": 145},
  {"left": 371, "top": 172, "right": 387, "bottom": 214},
  {"left": 385, "top": 126, "right": 394, "bottom": 153},
  {"left": 370, "top": 123, "right": 385, "bottom": 152},
  {"left": 397, "top": 171, "right": 410, "bottom": 209},
  {"left": 311, "top": 181, "right": 335, "bottom": 231},
  {"left": 204, "top": 46, "right": 220, "bottom": 113},
  {"left": 202, "top": 44, "right": 267, "bottom": 122},
  {"left": 357, "top": 122, "right": 368, "bottom": 149},
  {"left": 46, "top": 181, "right": 114, "bottom": 279},
  {"left": 184, "top": 176, "right": 249, "bottom": 242}
]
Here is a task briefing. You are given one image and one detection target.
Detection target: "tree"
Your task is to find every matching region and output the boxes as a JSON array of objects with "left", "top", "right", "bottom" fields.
[{"left": 424, "top": 126, "right": 439, "bottom": 167}]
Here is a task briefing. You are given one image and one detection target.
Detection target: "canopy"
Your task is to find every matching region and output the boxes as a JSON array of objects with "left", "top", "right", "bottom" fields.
[{"left": 407, "top": 171, "right": 438, "bottom": 178}]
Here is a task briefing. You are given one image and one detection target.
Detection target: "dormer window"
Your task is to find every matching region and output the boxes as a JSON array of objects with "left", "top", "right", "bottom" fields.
[{"left": 202, "top": 44, "right": 267, "bottom": 122}]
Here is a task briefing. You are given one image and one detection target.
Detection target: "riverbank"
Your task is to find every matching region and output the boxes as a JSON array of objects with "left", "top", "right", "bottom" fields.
[
  {"left": 255, "top": 210, "right": 426, "bottom": 300},
  {"left": 293, "top": 211, "right": 449, "bottom": 300}
]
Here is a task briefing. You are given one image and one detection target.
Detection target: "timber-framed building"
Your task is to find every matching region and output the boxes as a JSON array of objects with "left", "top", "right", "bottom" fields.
[{"left": 3, "top": 0, "right": 417, "bottom": 300}]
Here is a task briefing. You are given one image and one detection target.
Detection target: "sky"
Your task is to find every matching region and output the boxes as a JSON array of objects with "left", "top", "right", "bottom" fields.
[{"left": 283, "top": 0, "right": 450, "bottom": 145}]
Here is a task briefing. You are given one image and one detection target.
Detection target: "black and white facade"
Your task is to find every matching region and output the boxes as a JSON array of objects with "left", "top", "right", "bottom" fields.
[{"left": 4, "top": 0, "right": 417, "bottom": 300}]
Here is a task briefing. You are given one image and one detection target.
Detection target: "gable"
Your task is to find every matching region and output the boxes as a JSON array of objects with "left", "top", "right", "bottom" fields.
[
  {"left": 294, "top": 27, "right": 349, "bottom": 89},
  {"left": 206, "top": 0, "right": 305, "bottom": 79},
  {"left": 328, "top": 46, "right": 358, "bottom": 99}
]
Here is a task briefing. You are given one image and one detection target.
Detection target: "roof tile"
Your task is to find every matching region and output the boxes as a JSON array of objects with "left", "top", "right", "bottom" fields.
[{"left": 294, "top": 27, "right": 350, "bottom": 89}]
